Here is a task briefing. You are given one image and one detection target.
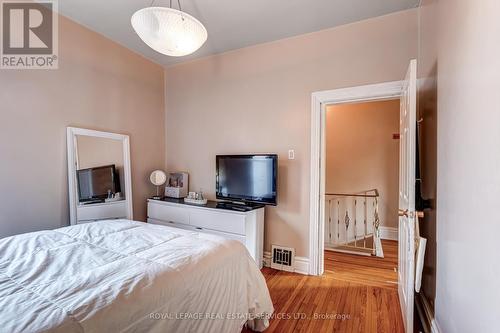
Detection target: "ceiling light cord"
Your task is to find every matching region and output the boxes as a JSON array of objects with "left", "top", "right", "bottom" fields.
[
  {"left": 165, "top": 0, "right": 181, "bottom": 11},
  {"left": 173, "top": 0, "right": 182, "bottom": 11},
  {"left": 150, "top": 0, "right": 182, "bottom": 12}
]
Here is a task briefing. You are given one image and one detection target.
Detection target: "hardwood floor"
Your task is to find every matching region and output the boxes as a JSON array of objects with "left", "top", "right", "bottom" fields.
[{"left": 245, "top": 240, "right": 403, "bottom": 333}]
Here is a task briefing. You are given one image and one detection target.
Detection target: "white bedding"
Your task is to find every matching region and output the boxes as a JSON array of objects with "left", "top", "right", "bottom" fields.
[{"left": 0, "top": 220, "right": 273, "bottom": 333}]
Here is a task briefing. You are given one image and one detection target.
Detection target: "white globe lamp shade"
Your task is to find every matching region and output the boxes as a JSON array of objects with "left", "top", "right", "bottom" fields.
[
  {"left": 131, "top": 7, "right": 207, "bottom": 57},
  {"left": 150, "top": 170, "right": 167, "bottom": 186}
]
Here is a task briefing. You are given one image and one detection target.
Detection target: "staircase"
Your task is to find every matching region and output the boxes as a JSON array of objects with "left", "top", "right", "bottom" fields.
[{"left": 324, "top": 189, "right": 383, "bottom": 257}]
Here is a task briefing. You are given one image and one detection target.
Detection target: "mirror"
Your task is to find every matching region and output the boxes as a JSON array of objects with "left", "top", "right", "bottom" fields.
[
  {"left": 67, "top": 127, "right": 133, "bottom": 225},
  {"left": 150, "top": 170, "right": 166, "bottom": 199}
]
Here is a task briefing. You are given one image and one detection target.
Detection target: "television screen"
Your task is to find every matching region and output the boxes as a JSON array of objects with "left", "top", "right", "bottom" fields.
[
  {"left": 77, "top": 165, "right": 120, "bottom": 201},
  {"left": 216, "top": 155, "right": 277, "bottom": 205}
]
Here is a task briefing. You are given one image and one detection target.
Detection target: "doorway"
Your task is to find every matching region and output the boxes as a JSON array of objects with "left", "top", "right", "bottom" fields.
[
  {"left": 309, "top": 59, "right": 418, "bottom": 333},
  {"left": 308, "top": 80, "right": 404, "bottom": 276},
  {"left": 324, "top": 99, "right": 400, "bottom": 257}
]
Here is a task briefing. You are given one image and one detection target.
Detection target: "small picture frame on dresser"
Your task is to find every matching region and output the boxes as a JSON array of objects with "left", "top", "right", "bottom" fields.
[{"left": 164, "top": 172, "right": 188, "bottom": 198}]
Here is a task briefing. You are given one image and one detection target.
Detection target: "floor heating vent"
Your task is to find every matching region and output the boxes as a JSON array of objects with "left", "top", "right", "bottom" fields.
[{"left": 271, "top": 245, "right": 295, "bottom": 272}]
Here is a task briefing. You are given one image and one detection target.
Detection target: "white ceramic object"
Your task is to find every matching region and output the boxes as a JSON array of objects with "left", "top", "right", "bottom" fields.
[{"left": 183, "top": 197, "right": 207, "bottom": 205}]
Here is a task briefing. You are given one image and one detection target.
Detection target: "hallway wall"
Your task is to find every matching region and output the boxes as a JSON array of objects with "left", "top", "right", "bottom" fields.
[{"left": 325, "top": 100, "right": 400, "bottom": 229}]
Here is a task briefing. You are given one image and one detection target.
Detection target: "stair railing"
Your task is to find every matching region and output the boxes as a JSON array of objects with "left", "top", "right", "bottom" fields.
[{"left": 324, "top": 189, "right": 380, "bottom": 255}]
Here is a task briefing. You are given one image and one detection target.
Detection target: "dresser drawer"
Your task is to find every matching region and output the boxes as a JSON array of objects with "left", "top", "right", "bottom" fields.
[
  {"left": 147, "top": 218, "right": 193, "bottom": 231},
  {"left": 77, "top": 200, "right": 128, "bottom": 222},
  {"left": 189, "top": 208, "right": 246, "bottom": 235},
  {"left": 148, "top": 202, "right": 190, "bottom": 225},
  {"left": 198, "top": 228, "right": 247, "bottom": 246},
  {"left": 148, "top": 218, "right": 246, "bottom": 247}
]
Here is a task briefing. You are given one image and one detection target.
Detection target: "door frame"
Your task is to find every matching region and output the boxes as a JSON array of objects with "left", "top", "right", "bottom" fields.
[{"left": 309, "top": 80, "right": 404, "bottom": 275}]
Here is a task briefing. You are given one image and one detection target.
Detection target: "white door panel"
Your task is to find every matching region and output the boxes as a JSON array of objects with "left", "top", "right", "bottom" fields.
[{"left": 398, "top": 59, "right": 417, "bottom": 333}]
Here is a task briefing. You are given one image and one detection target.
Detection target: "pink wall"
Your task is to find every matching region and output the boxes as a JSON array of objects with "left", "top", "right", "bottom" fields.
[
  {"left": 433, "top": 0, "right": 500, "bottom": 332},
  {"left": 165, "top": 9, "right": 418, "bottom": 257},
  {"left": 326, "top": 100, "right": 400, "bottom": 229},
  {"left": 0, "top": 15, "right": 165, "bottom": 237}
]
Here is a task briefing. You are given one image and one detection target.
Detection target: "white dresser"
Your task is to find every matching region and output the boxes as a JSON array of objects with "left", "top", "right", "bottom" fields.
[
  {"left": 77, "top": 200, "right": 129, "bottom": 223},
  {"left": 147, "top": 199, "right": 265, "bottom": 268}
]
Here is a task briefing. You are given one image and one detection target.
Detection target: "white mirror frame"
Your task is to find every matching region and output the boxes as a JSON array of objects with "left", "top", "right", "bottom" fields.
[{"left": 66, "top": 127, "right": 133, "bottom": 225}]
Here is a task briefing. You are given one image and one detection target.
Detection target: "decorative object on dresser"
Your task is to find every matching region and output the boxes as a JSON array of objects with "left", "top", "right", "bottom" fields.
[
  {"left": 105, "top": 191, "right": 122, "bottom": 203},
  {"left": 184, "top": 190, "right": 207, "bottom": 205},
  {"left": 164, "top": 172, "right": 188, "bottom": 198},
  {"left": 149, "top": 170, "right": 167, "bottom": 199},
  {"left": 147, "top": 198, "right": 265, "bottom": 268},
  {"left": 66, "top": 127, "right": 133, "bottom": 225}
]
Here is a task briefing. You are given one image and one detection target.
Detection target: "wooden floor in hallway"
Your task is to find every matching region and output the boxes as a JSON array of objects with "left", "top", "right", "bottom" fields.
[{"left": 243, "top": 240, "right": 403, "bottom": 333}]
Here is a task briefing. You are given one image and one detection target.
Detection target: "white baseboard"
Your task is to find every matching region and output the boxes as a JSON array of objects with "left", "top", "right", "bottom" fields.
[
  {"left": 294, "top": 256, "right": 310, "bottom": 275},
  {"left": 431, "top": 319, "right": 441, "bottom": 333},
  {"left": 263, "top": 251, "right": 309, "bottom": 275},
  {"left": 416, "top": 293, "right": 440, "bottom": 333},
  {"left": 379, "top": 226, "right": 398, "bottom": 241}
]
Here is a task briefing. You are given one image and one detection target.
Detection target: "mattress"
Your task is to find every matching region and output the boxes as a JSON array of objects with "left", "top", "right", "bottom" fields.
[{"left": 0, "top": 220, "right": 273, "bottom": 332}]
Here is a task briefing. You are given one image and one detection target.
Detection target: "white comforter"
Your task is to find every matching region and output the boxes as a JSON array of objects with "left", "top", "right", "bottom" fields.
[{"left": 0, "top": 220, "right": 273, "bottom": 333}]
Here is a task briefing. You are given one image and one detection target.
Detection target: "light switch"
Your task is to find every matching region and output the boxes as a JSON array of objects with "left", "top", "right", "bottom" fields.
[{"left": 288, "top": 150, "right": 295, "bottom": 160}]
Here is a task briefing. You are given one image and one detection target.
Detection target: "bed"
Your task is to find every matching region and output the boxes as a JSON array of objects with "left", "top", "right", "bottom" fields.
[{"left": 0, "top": 220, "right": 274, "bottom": 332}]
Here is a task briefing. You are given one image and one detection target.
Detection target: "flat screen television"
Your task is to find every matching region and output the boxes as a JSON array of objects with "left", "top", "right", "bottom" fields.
[
  {"left": 77, "top": 164, "right": 121, "bottom": 202},
  {"left": 216, "top": 154, "right": 278, "bottom": 206}
]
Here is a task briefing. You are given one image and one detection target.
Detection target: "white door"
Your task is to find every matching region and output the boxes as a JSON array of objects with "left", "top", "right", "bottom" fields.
[{"left": 398, "top": 59, "right": 417, "bottom": 333}]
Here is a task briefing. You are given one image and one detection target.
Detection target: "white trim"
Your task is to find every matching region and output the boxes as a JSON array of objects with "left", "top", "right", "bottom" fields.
[
  {"left": 416, "top": 293, "right": 440, "bottom": 333},
  {"left": 263, "top": 252, "right": 309, "bottom": 275},
  {"left": 379, "top": 226, "right": 398, "bottom": 241},
  {"left": 67, "top": 131, "right": 77, "bottom": 225},
  {"left": 262, "top": 252, "right": 271, "bottom": 267},
  {"left": 309, "top": 81, "right": 404, "bottom": 276},
  {"left": 294, "top": 257, "right": 310, "bottom": 275},
  {"left": 66, "top": 127, "right": 133, "bottom": 225},
  {"left": 431, "top": 320, "right": 441, "bottom": 333},
  {"left": 325, "top": 247, "right": 372, "bottom": 256}
]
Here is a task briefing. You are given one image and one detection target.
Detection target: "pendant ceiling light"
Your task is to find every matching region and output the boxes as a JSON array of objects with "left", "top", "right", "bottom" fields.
[{"left": 131, "top": 0, "right": 207, "bottom": 57}]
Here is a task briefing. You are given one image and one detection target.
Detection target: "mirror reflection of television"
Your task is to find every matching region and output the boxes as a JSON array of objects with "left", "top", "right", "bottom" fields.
[
  {"left": 77, "top": 165, "right": 121, "bottom": 202},
  {"left": 216, "top": 155, "right": 278, "bottom": 206}
]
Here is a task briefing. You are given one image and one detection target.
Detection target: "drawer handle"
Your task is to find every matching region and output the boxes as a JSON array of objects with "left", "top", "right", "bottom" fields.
[
  {"left": 168, "top": 221, "right": 174, "bottom": 224},
  {"left": 195, "top": 227, "right": 203, "bottom": 230}
]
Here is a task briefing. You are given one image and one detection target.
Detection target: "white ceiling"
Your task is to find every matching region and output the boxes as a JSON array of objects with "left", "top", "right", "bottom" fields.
[{"left": 58, "top": 0, "right": 419, "bottom": 67}]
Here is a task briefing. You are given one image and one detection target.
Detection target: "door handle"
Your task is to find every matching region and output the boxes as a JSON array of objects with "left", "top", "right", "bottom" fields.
[
  {"left": 398, "top": 209, "right": 408, "bottom": 217},
  {"left": 398, "top": 210, "right": 425, "bottom": 218}
]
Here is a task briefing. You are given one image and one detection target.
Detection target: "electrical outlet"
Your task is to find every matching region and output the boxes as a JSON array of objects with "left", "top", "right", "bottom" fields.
[{"left": 288, "top": 150, "right": 295, "bottom": 160}]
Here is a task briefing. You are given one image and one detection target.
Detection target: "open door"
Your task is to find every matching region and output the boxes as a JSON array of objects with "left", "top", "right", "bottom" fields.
[{"left": 398, "top": 59, "right": 417, "bottom": 333}]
